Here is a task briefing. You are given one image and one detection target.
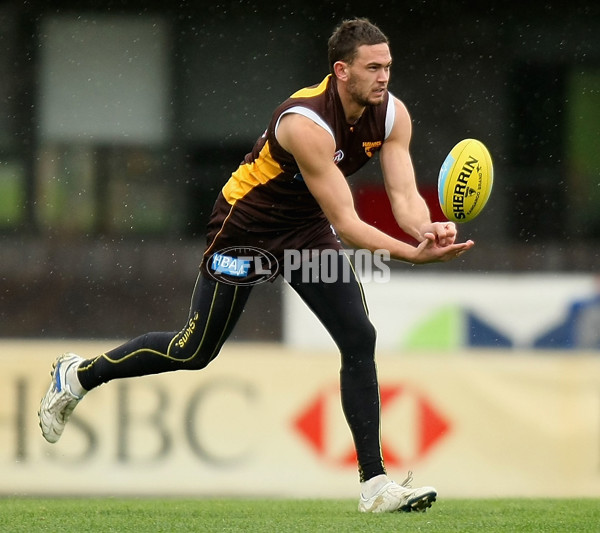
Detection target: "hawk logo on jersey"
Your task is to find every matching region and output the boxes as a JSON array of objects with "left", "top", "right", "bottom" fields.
[
  {"left": 363, "top": 141, "right": 382, "bottom": 158},
  {"left": 333, "top": 149, "right": 344, "bottom": 164}
]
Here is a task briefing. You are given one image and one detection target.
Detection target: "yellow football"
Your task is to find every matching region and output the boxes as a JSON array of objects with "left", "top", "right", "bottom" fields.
[{"left": 438, "top": 138, "right": 493, "bottom": 223}]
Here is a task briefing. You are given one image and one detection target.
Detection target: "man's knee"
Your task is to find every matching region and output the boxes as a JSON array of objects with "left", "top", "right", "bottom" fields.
[
  {"left": 342, "top": 318, "right": 376, "bottom": 354},
  {"left": 168, "top": 333, "right": 215, "bottom": 370}
]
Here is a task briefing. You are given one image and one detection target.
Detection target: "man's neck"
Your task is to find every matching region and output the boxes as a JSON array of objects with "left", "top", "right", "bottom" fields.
[
  {"left": 338, "top": 89, "right": 366, "bottom": 125},
  {"left": 334, "top": 79, "right": 366, "bottom": 125}
]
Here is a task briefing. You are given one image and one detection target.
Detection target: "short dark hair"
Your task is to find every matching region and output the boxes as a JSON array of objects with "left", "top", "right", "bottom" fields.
[{"left": 327, "top": 18, "right": 389, "bottom": 74}]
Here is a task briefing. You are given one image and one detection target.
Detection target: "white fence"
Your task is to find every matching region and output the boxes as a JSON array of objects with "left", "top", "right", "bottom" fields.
[{"left": 284, "top": 273, "right": 600, "bottom": 350}]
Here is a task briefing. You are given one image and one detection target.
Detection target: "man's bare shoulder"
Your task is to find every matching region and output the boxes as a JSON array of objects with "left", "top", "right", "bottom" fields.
[{"left": 277, "top": 112, "right": 335, "bottom": 153}]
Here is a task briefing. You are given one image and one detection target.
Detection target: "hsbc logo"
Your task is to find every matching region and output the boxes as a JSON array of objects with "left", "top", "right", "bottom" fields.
[{"left": 292, "top": 383, "right": 451, "bottom": 468}]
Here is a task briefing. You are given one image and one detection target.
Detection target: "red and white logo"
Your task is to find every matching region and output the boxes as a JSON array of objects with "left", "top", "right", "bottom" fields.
[
  {"left": 333, "top": 150, "right": 344, "bottom": 164},
  {"left": 292, "top": 383, "right": 451, "bottom": 468}
]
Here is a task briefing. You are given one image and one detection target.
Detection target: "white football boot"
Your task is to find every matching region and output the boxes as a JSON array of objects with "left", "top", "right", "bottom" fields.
[
  {"left": 38, "top": 352, "right": 85, "bottom": 443},
  {"left": 358, "top": 472, "right": 437, "bottom": 513}
]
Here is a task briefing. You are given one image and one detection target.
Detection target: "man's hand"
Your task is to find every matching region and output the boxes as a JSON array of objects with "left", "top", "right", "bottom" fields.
[
  {"left": 420, "top": 221, "right": 458, "bottom": 247},
  {"left": 412, "top": 227, "right": 474, "bottom": 264}
]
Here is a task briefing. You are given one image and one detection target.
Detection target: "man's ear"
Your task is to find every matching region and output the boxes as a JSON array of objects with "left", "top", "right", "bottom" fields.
[{"left": 333, "top": 61, "right": 349, "bottom": 81}]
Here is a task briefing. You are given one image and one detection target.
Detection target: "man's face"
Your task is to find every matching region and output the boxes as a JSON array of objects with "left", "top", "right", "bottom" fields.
[{"left": 344, "top": 43, "right": 392, "bottom": 107}]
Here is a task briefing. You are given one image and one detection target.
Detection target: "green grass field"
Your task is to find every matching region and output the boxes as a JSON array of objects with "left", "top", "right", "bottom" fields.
[{"left": 0, "top": 498, "right": 598, "bottom": 532}]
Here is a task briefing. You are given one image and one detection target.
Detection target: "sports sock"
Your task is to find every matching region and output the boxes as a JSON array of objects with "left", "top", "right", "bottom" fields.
[{"left": 66, "top": 362, "right": 87, "bottom": 398}]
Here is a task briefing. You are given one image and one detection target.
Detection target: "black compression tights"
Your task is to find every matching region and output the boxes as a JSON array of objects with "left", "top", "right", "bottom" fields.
[{"left": 77, "top": 253, "right": 384, "bottom": 481}]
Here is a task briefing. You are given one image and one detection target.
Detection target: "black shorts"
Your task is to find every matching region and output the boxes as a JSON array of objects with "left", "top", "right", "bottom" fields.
[{"left": 201, "top": 192, "right": 341, "bottom": 284}]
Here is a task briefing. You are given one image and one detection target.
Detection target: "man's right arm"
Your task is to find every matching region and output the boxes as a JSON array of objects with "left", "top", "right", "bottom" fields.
[{"left": 275, "top": 113, "right": 472, "bottom": 264}]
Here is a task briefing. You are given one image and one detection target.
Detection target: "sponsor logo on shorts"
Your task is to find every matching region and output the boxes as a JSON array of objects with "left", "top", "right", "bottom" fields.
[{"left": 208, "top": 247, "right": 279, "bottom": 286}]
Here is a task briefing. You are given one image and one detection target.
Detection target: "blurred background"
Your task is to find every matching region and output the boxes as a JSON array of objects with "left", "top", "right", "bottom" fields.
[{"left": 0, "top": 0, "right": 598, "bottom": 340}]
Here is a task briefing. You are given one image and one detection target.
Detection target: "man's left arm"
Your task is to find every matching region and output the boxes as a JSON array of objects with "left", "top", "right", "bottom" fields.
[{"left": 379, "top": 97, "right": 457, "bottom": 247}]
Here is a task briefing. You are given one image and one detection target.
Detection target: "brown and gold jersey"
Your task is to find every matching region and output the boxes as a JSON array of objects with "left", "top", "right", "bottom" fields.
[{"left": 202, "top": 75, "right": 395, "bottom": 282}]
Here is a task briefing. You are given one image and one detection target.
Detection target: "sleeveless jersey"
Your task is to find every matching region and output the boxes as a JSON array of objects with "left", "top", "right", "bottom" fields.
[{"left": 201, "top": 75, "right": 395, "bottom": 283}]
